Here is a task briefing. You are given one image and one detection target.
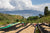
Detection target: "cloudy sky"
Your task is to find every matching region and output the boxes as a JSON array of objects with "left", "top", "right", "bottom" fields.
[
  {"left": 0, "top": 0, "right": 50, "bottom": 11},
  {"left": 0, "top": 0, "right": 50, "bottom": 18}
]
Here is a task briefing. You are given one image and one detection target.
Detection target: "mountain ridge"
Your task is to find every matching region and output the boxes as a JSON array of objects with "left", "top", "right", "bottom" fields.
[{"left": 0, "top": 10, "right": 44, "bottom": 18}]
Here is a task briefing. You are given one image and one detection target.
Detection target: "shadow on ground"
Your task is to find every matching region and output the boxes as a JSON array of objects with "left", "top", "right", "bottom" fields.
[
  {"left": 16, "top": 24, "right": 31, "bottom": 33},
  {"left": 39, "top": 25, "right": 50, "bottom": 33},
  {"left": 0, "top": 23, "right": 22, "bottom": 32}
]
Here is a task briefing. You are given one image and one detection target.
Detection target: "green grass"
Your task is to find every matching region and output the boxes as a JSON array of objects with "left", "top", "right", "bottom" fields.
[
  {"left": 0, "top": 13, "right": 24, "bottom": 25},
  {"left": 35, "top": 27, "right": 40, "bottom": 33},
  {"left": 37, "top": 16, "right": 50, "bottom": 23}
]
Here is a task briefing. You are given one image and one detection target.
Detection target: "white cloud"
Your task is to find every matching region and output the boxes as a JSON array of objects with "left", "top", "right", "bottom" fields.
[
  {"left": 0, "top": 0, "right": 15, "bottom": 10},
  {"left": 32, "top": 3, "right": 50, "bottom": 12},
  {"left": 10, "top": 0, "right": 33, "bottom": 10},
  {"left": 0, "top": 0, "right": 50, "bottom": 11}
]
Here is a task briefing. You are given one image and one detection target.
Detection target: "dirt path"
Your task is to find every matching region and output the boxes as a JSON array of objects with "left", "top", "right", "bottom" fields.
[
  {"left": 0, "top": 31, "right": 5, "bottom": 33},
  {"left": 5, "top": 24, "right": 22, "bottom": 33},
  {"left": 41, "top": 25, "right": 50, "bottom": 28},
  {"left": 19, "top": 24, "right": 35, "bottom": 33},
  {"left": 41, "top": 25, "right": 50, "bottom": 32},
  {"left": 5, "top": 23, "right": 31, "bottom": 33},
  {"left": 0, "top": 24, "right": 22, "bottom": 33},
  {"left": 0, "top": 23, "right": 35, "bottom": 33}
]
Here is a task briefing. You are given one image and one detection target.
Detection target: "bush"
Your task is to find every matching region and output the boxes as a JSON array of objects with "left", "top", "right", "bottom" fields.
[
  {"left": 0, "top": 16, "right": 4, "bottom": 21},
  {"left": 6, "top": 20, "right": 10, "bottom": 24},
  {"left": 16, "top": 19, "right": 19, "bottom": 22}
]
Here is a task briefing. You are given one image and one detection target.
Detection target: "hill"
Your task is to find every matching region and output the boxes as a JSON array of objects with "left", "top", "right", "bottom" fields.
[
  {"left": 36, "top": 16, "right": 50, "bottom": 24},
  {"left": 0, "top": 13, "right": 24, "bottom": 25}
]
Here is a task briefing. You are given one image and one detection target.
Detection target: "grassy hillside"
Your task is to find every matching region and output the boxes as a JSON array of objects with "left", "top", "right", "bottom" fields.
[
  {"left": 26, "top": 16, "right": 50, "bottom": 24},
  {"left": 36, "top": 16, "right": 50, "bottom": 24},
  {"left": 0, "top": 13, "right": 24, "bottom": 25}
]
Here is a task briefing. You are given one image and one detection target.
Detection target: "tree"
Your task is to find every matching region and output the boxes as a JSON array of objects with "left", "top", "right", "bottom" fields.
[
  {"left": 27, "top": 16, "right": 39, "bottom": 21},
  {"left": 39, "top": 14, "right": 44, "bottom": 18},
  {"left": 16, "top": 19, "right": 19, "bottom": 22},
  {"left": 6, "top": 20, "right": 10, "bottom": 24},
  {"left": 47, "top": 10, "right": 50, "bottom": 16},
  {"left": 33, "top": 16, "right": 39, "bottom": 20},
  {"left": 44, "top": 6, "right": 48, "bottom": 16}
]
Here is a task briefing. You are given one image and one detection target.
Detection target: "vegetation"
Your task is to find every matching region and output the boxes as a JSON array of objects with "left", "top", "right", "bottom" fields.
[
  {"left": 0, "top": 13, "right": 24, "bottom": 25},
  {"left": 44, "top": 6, "right": 48, "bottom": 16},
  {"left": 44, "top": 6, "right": 50, "bottom": 16},
  {"left": 35, "top": 27, "right": 40, "bottom": 33},
  {"left": 27, "top": 16, "right": 39, "bottom": 21}
]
